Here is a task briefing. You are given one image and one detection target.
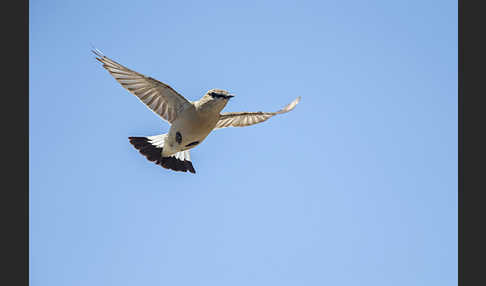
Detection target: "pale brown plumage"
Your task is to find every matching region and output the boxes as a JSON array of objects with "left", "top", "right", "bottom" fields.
[
  {"left": 92, "top": 49, "right": 301, "bottom": 173},
  {"left": 214, "top": 96, "right": 301, "bottom": 129},
  {"left": 93, "top": 49, "right": 190, "bottom": 123}
]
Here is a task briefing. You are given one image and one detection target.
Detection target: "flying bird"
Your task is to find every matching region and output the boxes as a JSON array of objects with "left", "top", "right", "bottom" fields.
[{"left": 92, "top": 49, "right": 301, "bottom": 174}]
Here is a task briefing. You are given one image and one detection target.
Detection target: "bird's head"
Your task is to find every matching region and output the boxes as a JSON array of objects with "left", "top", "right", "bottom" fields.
[
  {"left": 206, "top": 89, "right": 235, "bottom": 100},
  {"left": 200, "top": 89, "right": 235, "bottom": 111}
]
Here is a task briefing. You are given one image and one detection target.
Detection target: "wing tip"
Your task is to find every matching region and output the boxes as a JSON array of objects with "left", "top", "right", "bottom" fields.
[
  {"left": 279, "top": 96, "right": 301, "bottom": 113},
  {"left": 91, "top": 47, "right": 107, "bottom": 64},
  {"left": 293, "top": 96, "right": 302, "bottom": 106},
  {"left": 91, "top": 47, "right": 105, "bottom": 58}
]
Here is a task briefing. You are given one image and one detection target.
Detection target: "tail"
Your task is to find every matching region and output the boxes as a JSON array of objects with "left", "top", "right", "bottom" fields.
[{"left": 128, "top": 134, "right": 196, "bottom": 174}]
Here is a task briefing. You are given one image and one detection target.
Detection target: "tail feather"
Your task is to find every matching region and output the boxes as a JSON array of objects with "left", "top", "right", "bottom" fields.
[{"left": 128, "top": 135, "right": 195, "bottom": 174}]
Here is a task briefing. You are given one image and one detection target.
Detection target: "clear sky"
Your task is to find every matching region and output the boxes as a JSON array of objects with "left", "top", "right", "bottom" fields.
[{"left": 30, "top": 0, "right": 457, "bottom": 285}]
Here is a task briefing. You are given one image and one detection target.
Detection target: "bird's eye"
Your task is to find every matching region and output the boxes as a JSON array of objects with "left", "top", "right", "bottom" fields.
[{"left": 210, "top": 92, "right": 221, "bottom": 98}]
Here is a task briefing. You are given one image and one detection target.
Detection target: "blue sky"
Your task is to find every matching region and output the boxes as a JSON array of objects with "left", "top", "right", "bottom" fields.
[{"left": 30, "top": 0, "right": 457, "bottom": 285}]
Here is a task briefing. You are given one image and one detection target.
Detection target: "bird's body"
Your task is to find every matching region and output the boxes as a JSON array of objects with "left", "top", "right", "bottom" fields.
[
  {"left": 92, "top": 49, "right": 301, "bottom": 174},
  {"left": 163, "top": 95, "right": 226, "bottom": 156}
]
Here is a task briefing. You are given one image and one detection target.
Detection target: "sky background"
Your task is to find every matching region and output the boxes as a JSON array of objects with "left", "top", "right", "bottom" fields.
[{"left": 30, "top": 0, "right": 457, "bottom": 285}]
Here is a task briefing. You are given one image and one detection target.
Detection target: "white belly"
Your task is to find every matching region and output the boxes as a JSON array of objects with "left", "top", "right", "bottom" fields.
[{"left": 162, "top": 106, "right": 219, "bottom": 156}]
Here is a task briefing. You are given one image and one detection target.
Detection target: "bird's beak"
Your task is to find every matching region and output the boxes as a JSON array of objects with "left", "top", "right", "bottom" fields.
[{"left": 227, "top": 94, "right": 235, "bottom": 99}]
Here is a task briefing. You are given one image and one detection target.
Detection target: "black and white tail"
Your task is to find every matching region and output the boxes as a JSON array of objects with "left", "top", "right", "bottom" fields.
[{"left": 128, "top": 134, "right": 196, "bottom": 174}]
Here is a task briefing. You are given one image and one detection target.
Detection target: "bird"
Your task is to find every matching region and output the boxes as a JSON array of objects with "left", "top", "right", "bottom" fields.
[{"left": 92, "top": 49, "right": 301, "bottom": 174}]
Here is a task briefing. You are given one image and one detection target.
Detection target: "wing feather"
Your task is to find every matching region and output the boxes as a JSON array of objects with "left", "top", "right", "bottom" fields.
[
  {"left": 214, "top": 96, "right": 301, "bottom": 129},
  {"left": 92, "top": 49, "right": 190, "bottom": 123}
]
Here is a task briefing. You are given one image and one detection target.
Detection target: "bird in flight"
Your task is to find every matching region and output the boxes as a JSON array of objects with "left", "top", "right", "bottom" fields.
[{"left": 92, "top": 49, "right": 301, "bottom": 174}]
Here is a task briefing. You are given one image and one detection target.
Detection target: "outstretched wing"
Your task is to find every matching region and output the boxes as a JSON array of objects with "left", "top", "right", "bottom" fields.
[
  {"left": 214, "top": 96, "right": 301, "bottom": 129},
  {"left": 92, "top": 49, "right": 190, "bottom": 123}
]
